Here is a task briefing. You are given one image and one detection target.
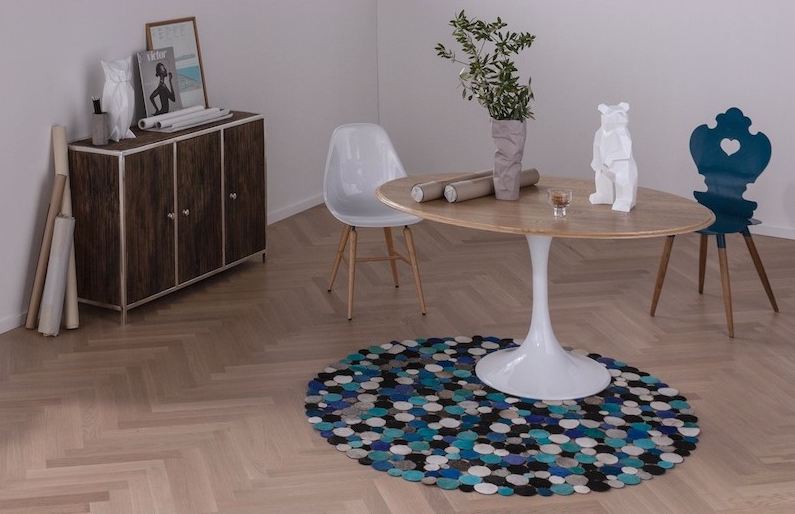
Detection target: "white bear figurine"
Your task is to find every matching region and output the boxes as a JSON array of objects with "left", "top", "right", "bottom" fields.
[{"left": 589, "top": 102, "right": 638, "bottom": 212}]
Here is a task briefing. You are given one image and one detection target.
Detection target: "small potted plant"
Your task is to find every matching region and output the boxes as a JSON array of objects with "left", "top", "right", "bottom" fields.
[{"left": 436, "top": 10, "right": 536, "bottom": 200}]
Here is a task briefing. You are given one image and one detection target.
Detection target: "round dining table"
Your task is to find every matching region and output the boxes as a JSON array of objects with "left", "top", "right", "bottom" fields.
[{"left": 377, "top": 175, "right": 714, "bottom": 401}]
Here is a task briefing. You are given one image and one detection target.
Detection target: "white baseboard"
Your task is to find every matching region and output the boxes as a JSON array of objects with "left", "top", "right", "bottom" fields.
[
  {"left": 0, "top": 311, "right": 26, "bottom": 335},
  {"left": 268, "top": 193, "right": 324, "bottom": 224},
  {"left": 750, "top": 224, "right": 795, "bottom": 240}
]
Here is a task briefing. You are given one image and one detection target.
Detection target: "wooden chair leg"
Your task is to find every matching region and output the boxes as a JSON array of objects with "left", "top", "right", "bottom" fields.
[
  {"left": 403, "top": 226, "right": 427, "bottom": 315},
  {"left": 328, "top": 225, "right": 352, "bottom": 292},
  {"left": 347, "top": 227, "right": 358, "bottom": 320},
  {"left": 383, "top": 227, "right": 400, "bottom": 288},
  {"left": 650, "top": 235, "right": 675, "bottom": 316},
  {"left": 716, "top": 234, "right": 734, "bottom": 338},
  {"left": 698, "top": 234, "right": 708, "bottom": 294},
  {"left": 742, "top": 229, "right": 779, "bottom": 312}
]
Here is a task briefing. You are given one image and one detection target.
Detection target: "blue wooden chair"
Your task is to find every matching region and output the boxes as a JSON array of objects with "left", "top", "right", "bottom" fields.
[{"left": 649, "top": 107, "right": 778, "bottom": 338}]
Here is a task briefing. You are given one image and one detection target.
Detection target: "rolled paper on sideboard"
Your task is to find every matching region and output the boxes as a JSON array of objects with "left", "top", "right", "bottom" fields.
[
  {"left": 138, "top": 105, "right": 204, "bottom": 129},
  {"left": 163, "top": 108, "right": 229, "bottom": 130},
  {"left": 444, "top": 168, "right": 539, "bottom": 203},
  {"left": 411, "top": 170, "right": 492, "bottom": 202},
  {"left": 156, "top": 107, "right": 224, "bottom": 129}
]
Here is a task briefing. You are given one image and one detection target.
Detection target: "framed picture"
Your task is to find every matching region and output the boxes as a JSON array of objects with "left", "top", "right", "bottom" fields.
[
  {"left": 145, "top": 17, "right": 208, "bottom": 108},
  {"left": 137, "top": 48, "right": 183, "bottom": 117}
]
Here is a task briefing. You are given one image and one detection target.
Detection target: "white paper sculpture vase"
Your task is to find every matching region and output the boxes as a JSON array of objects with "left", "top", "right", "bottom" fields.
[
  {"left": 101, "top": 57, "right": 136, "bottom": 142},
  {"left": 492, "top": 119, "right": 527, "bottom": 200},
  {"left": 589, "top": 102, "right": 638, "bottom": 212}
]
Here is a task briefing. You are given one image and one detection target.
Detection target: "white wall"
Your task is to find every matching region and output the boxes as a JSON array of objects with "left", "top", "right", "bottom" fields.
[
  {"left": 0, "top": 0, "right": 378, "bottom": 332},
  {"left": 3, "top": 1, "right": 792, "bottom": 333},
  {"left": 378, "top": 0, "right": 795, "bottom": 239}
]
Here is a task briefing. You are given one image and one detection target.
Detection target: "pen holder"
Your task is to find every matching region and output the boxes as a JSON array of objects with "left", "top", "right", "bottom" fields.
[{"left": 91, "top": 113, "right": 109, "bottom": 146}]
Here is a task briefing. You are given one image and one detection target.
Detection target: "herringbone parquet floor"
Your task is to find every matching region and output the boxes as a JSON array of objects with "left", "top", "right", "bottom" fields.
[{"left": 1, "top": 204, "right": 794, "bottom": 513}]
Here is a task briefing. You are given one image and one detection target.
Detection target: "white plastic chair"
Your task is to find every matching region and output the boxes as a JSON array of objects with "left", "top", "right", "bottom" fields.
[{"left": 323, "top": 123, "right": 427, "bottom": 320}]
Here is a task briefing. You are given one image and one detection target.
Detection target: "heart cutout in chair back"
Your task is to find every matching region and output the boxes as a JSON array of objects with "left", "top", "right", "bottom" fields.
[{"left": 720, "top": 138, "right": 741, "bottom": 157}]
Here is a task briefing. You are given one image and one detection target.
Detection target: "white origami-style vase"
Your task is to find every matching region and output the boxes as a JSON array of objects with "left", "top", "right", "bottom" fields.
[
  {"left": 101, "top": 57, "right": 136, "bottom": 142},
  {"left": 492, "top": 119, "right": 527, "bottom": 200},
  {"left": 589, "top": 102, "right": 638, "bottom": 212}
]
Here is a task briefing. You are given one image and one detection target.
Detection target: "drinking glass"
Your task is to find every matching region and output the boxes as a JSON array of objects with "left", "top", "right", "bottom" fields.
[{"left": 548, "top": 189, "right": 573, "bottom": 217}]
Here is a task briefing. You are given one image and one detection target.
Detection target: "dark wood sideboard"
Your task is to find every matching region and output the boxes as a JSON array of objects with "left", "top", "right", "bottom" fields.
[{"left": 68, "top": 111, "right": 267, "bottom": 323}]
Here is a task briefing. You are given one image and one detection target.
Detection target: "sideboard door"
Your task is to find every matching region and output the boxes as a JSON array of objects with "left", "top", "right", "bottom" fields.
[
  {"left": 224, "top": 120, "right": 267, "bottom": 263},
  {"left": 176, "top": 133, "right": 223, "bottom": 283},
  {"left": 124, "top": 146, "right": 176, "bottom": 304},
  {"left": 69, "top": 151, "right": 121, "bottom": 306}
]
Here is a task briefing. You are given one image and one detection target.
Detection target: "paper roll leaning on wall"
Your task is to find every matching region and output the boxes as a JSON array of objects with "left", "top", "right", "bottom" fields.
[
  {"left": 411, "top": 170, "right": 492, "bottom": 202},
  {"left": 52, "top": 126, "right": 79, "bottom": 329},
  {"left": 25, "top": 175, "right": 66, "bottom": 329},
  {"left": 444, "top": 168, "right": 539, "bottom": 203},
  {"left": 38, "top": 216, "right": 75, "bottom": 336},
  {"left": 25, "top": 125, "right": 79, "bottom": 332}
]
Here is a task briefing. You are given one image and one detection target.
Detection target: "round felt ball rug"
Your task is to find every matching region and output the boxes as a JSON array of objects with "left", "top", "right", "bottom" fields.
[{"left": 304, "top": 336, "right": 700, "bottom": 496}]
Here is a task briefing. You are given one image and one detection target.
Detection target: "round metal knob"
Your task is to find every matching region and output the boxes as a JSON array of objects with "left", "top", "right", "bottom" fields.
[
  {"left": 229, "top": 192, "right": 238, "bottom": 200},
  {"left": 182, "top": 209, "right": 190, "bottom": 217},
  {"left": 167, "top": 212, "right": 175, "bottom": 220}
]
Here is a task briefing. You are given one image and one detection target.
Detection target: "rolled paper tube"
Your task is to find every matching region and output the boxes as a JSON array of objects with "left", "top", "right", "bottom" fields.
[
  {"left": 38, "top": 215, "right": 75, "bottom": 336},
  {"left": 165, "top": 108, "right": 230, "bottom": 130},
  {"left": 25, "top": 174, "right": 67, "bottom": 329},
  {"left": 52, "top": 125, "right": 79, "bottom": 329},
  {"left": 444, "top": 168, "right": 540, "bottom": 203},
  {"left": 62, "top": 181, "right": 79, "bottom": 330},
  {"left": 51, "top": 126, "right": 69, "bottom": 177},
  {"left": 410, "top": 170, "right": 492, "bottom": 202},
  {"left": 156, "top": 107, "right": 225, "bottom": 129},
  {"left": 152, "top": 110, "right": 232, "bottom": 133},
  {"left": 138, "top": 105, "right": 205, "bottom": 129}
]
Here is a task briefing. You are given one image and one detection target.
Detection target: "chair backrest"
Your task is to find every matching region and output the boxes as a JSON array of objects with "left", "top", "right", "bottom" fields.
[
  {"left": 691, "top": 107, "right": 771, "bottom": 234},
  {"left": 323, "top": 123, "right": 408, "bottom": 215}
]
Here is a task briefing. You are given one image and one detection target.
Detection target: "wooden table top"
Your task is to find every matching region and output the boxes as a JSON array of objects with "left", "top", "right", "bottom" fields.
[{"left": 377, "top": 174, "right": 715, "bottom": 239}]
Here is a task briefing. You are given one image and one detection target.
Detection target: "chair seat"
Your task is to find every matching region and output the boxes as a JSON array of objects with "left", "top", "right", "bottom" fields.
[
  {"left": 328, "top": 200, "right": 421, "bottom": 228},
  {"left": 698, "top": 218, "right": 761, "bottom": 235}
]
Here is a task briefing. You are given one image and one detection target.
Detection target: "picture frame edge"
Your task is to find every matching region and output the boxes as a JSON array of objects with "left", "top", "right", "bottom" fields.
[{"left": 144, "top": 16, "right": 208, "bottom": 108}]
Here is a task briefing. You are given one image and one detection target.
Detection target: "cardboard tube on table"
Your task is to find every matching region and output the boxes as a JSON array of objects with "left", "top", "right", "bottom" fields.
[
  {"left": 38, "top": 215, "right": 75, "bottom": 336},
  {"left": 52, "top": 125, "right": 79, "bottom": 329},
  {"left": 25, "top": 174, "right": 67, "bottom": 329},
  {"left": 411, "top": 170, "right": 492, "bottom": 202},
  {"left": 444, "top": 168, "right": 540, "bottom": 203}
]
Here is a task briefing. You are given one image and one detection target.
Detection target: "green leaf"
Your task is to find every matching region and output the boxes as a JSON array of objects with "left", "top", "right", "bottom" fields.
[{"left": 435, "top": 10, "right": 536, "bottom": 120}]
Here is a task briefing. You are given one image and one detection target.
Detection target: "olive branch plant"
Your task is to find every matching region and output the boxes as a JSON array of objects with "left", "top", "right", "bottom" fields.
[{"left": 435, "top": 10, "right": 536, "bottom": 121}]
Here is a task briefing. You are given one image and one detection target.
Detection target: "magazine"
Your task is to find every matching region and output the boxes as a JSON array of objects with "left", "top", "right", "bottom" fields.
[{"left": 137, "top": 47, "right": 183, "bottom": 117}]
